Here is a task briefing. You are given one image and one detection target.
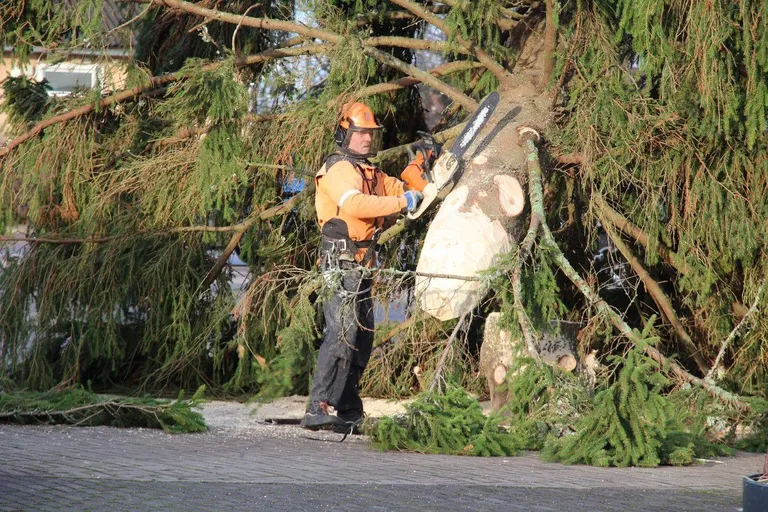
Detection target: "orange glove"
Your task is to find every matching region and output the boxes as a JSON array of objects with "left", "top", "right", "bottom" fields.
[{"left": 400, "top": 152, "right": 429, "bottom": 192}]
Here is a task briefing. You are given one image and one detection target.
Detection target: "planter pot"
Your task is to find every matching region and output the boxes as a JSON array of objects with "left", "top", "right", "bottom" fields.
[{"left": 743, "top": 474, "right": 768, "bottom": 512}]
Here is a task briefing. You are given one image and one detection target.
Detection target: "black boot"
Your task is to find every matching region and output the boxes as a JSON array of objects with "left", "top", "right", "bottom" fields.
[
  {"left": 300, "top": 401, "right": 344, "bottom": 431},
  {"left": 334, "top": 408, "right": 364, "bottom": 434}
]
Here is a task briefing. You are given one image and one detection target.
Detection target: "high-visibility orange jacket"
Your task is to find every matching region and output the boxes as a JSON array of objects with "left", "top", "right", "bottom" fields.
[{"left": 316, "top": 155, "right": 406, "bottom": 262}]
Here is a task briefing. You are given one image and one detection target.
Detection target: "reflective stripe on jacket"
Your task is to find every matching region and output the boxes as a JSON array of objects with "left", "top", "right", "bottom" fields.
[{"left": 315, "top": 156, "right": 406, "bottom": 262}]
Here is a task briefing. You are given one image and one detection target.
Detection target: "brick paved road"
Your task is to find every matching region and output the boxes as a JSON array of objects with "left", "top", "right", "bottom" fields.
[{"left": 0, "top": 424, "right": 760, "bottom": 511}]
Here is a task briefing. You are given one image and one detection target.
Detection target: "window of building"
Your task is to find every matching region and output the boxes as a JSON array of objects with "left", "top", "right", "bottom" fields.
[{"left": 33, "top": 63, "right": 101, "bottom": 96}]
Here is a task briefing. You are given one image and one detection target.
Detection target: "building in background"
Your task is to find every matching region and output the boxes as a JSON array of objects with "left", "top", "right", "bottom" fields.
[{"left": 0, "top": 0, "right": 139, "bottom": 145}]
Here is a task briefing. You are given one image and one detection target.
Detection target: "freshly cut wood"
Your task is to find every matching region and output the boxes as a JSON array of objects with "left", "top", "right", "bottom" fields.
[
  {"left": 493, "top": 363, "right": 507, "bottom": 385},
  {"left": 582, "top": 350, "right": 598, "bottom": 389},
  {"left": 480, "top": 313, "right": 579, "bottom": 411},
  {"left": 480, "top": 313, "right": 520, "bottom": 410},
  {"left": 538, "top": 329, "right": 578, "bottom": 371},
  {"left": 414, "top": 173, "right": 524, "bottom": 320},
  {"left": 414, "top": 88, "right": 545, "bottom": 321},
  {"left": 493, "top": 174, "right": 525, "bottom": 217},
  {"left": 415, "top": 184, "right": 513, "bottom": 320}
]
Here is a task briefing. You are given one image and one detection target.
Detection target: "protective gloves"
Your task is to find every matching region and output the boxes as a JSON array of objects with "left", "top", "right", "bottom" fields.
[
  {"left": 403, "top": 190, "right": 423, "bottom": 213},
  {"left": 401, "top": 133, "right": 442, "bottom": 192}
]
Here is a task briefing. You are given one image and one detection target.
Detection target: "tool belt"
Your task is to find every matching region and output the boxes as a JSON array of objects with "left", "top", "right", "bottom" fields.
[
  {"left": 320, "top": 235, "right": 381, "bottom": 269},
  {"left": 319, "top": 219, "right": 379, "bottom": 271}
]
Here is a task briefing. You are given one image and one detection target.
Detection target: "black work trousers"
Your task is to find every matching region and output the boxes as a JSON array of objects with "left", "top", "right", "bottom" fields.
[{"left": 309, "top": 264, "right": 374, "bottom": 415}]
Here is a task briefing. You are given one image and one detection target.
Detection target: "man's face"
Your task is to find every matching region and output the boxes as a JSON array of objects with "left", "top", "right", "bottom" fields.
[{"left": 347, "top": 129, "right": 373, "bottom": 156}]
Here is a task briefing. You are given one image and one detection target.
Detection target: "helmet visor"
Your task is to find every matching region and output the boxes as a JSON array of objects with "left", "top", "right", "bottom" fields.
[{"left": 342, "top": 126, "right": 383, "bottom": 158}]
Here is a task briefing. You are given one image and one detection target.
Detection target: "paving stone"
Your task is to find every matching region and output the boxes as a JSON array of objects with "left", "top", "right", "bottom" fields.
[{"left": 0, "top": 424, "right": 760, "bottom": 511}]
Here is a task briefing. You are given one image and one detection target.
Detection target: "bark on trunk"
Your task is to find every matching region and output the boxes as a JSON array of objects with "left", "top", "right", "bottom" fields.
[
  {"left": 480, "top": 313, "right": 579, "bottom": 412},
  {"left": 415, "top": 85, "right": 553, "bottom": 320},
  {"left": 479, "top": 313, "right": 520, "bottom": 410}
]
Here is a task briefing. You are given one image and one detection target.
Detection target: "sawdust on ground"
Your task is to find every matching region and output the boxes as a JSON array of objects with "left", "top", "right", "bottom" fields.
[
  {"left": 199, "top": 396, "right": 492, "bottom": 438},
  {"left": 198, "top": 396, "right": 412, "bottom": 437}
]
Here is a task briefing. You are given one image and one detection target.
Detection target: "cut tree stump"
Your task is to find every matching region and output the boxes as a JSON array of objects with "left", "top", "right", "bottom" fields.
[
  {"left": 480, "top": 312, "right": 579, "bottom": 411},
  {"left": 479, "top": 313, "right": 520, "bottom": 411}
]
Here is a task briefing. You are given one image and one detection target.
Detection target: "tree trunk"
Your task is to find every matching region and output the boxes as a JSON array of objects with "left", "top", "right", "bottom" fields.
[
  {"left": 480, "top": 313, "right": 579, "bottom": 412},
  {"left": 416, "top": 84, "right": 552, "bottom": 320},
  {"left": 479, "top": 313, "right": 520, "bottom": 410}
]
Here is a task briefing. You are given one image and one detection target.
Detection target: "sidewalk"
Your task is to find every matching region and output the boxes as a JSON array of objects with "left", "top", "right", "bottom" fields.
[{"left": 0, "top": 400, "right": 760, "bottom": 512}]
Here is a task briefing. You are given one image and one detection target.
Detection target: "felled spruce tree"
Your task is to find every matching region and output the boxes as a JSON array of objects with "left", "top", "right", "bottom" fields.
[
  {"left": 0, "top": 386, "right": 207, "bottom": 433},
  {"left": 1, "top": 0, "right": 767, "bottom": 409},
  {"left": 542, "top": 345, "right": 728, "bottom": 467},
  {"left": 368, "top": 386, "right": 520, "bottom": 456}
]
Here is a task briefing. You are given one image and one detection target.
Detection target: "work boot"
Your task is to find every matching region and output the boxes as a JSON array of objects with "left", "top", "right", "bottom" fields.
[
  {"left": 334, "top": 408, "right": 364, "bottom": 435},
  {"left": 300, "top": 401, "right": 343, "bottom": 431}
]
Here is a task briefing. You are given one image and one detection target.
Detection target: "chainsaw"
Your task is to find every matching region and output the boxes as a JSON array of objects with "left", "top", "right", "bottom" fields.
[{"left": 407, "top": 91, "right": 499, "bottom": 220}]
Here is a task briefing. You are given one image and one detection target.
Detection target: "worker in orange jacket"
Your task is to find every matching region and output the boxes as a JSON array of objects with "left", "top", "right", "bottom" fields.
[{"left": 301, "top": 102, "right": 437, "bottom": 432}]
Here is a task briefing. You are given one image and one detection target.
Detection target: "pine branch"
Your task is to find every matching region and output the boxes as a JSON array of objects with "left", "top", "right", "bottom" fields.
[
  {"left": 0, "top": 188, "right": 312, "bottom": 246},
  {"left": 0, "top": 44, "right": 325, "bottom": 160},
  {"left": 517, "top": 128, "right": 751, "bottom": 410},
  {"left": 387, "top": 0, "right": 512, "bottom": 85},
  {"left": 377, "top": 269, "right": 481, "bottom": 281},
  {"left": 541, "top": 218, "right": 748, "bottom": 409},
  {"left": 594, "top": 194, "right": 688, "bottom": 274},
  {"left": 0, "top": 399, "right": 157, "bottom": 419},
  {"left": 198, "top": 187, "right": 314, "bottom": 288},
  {"left": 0, "top": 391, "right": 206, "bottom": 432},
  {"left": 364, "top": 36, "right": 470, "bottom": 55},
  {"left": 152, "top": 0, "right": 342, "bottom": 42},
  {"left": 598, "top": 211, "right": 710, "bottom": 375},
  {"left": 512, "top": 129, "right": 544, "bottom": 360},
  {"left": 153, "top": 0, "right": 477, "bottom": 108},
  {"left": 0, "top": 24, "right": 476, "bottom": 160},
  {"left": 155, "top": 0, "right": 466, "bottom": 55},
  {"left": 428, "top": 310, "right": 471, "bottom": 393},
  {"left": 231, "top": 3, "right": 263, "bottom": 54},
  {"left": 354, "top": 61, "right": 483, "bottom": 98},
  {"left": 362, "top": 46, "right": 478, "bottom": 111},
  {"left": 594, "top": 196, "right": 750, "bottom": 319},
  {"left": 706, "top": 277, "right": 766, "bottom": 381}
]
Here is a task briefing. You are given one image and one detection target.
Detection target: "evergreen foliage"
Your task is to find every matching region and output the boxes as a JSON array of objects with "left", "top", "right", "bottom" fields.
[
  {"left": 249, "top": 279, "right": 322, "bottom": 397},
  {"left": 368, "top": 385, "right": 521, "bottom": 456},
  {"left": 542, "top": 345, "right": 730, "bottom": 467},
  {"left": 496, "top": 356, "right": 592, "bottom": 450},
  {"left": 445, "top": 0, "right": 510, "bottom": 64},
  {"left": 0, "top": 0, "right": 766, "bottom": 437},
  {"left": 556, "top": 0, "right": 768, "bottom": 392},
  {"left": 0, "top": 386, "right": 207, "bottom": 433},
  {"left": 1, "top": 0, "right": 118, "bottom": 62},
  {"left": 0, "top": 76, "right": 51, "bottom": 129},
  {"left": 368, "top": 352, "right": 734, "bottom": 465}
]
